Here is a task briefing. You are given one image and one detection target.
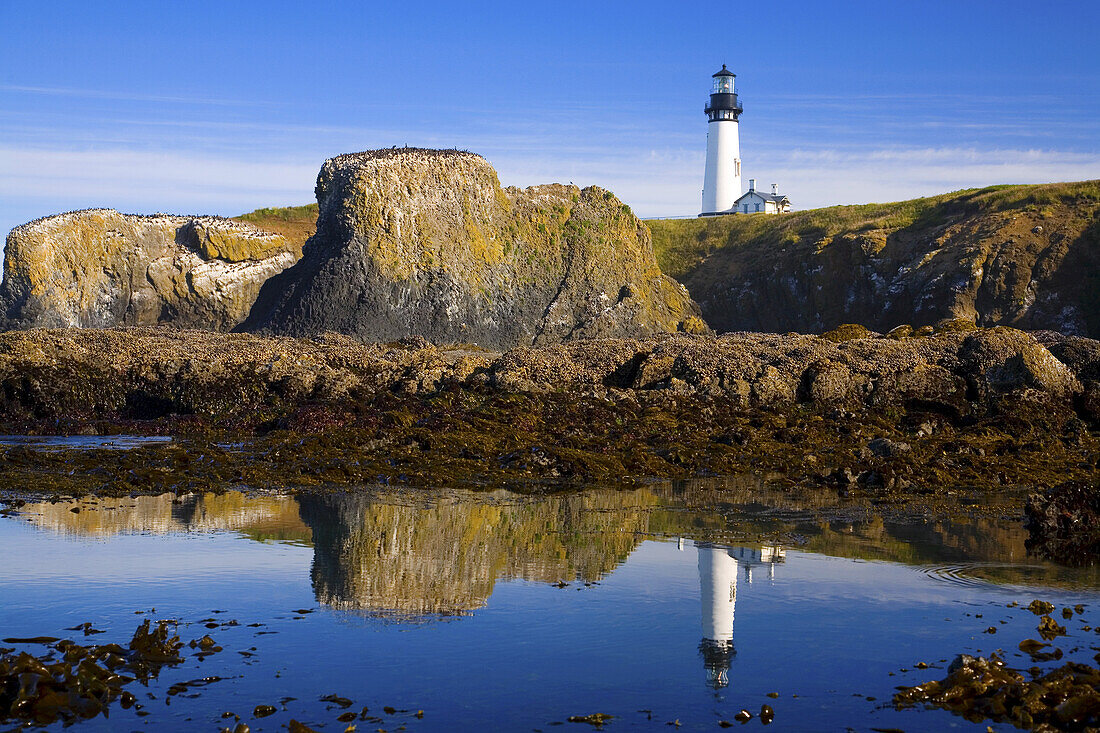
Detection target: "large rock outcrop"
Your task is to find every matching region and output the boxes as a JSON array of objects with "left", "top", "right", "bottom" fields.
[
  {"left": 244, "top": 148, "right": 701, "bottom": 349},
  {"left": 649, "top": 181, "right": 1100, "bottom": 337},
  {"left": 0, "top": 209, "right": 302, "bottom": 331}
]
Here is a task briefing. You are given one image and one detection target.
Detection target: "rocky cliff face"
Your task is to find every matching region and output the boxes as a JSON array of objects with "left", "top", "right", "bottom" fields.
[
  {"left": 649, "top": 181, "right": 1100, "bottom": 337},
  {"left": 244, "top": 149, "right": 702, "bottom": 349},
  {"left": 0, "top": 209, "right": 302, "bottom": 331}
]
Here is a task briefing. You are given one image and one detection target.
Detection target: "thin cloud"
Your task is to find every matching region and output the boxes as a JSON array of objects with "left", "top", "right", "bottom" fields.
[
  {"left": 2, "top": 144, "right": 1098, "bottom": 238},
  {"left": 0, "top": 84, "right": 284, "bottom": 108}
]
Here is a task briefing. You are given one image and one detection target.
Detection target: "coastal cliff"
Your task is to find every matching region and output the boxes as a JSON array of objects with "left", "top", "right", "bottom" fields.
[
  {"left": 244, "top": 148, "right": 702, "bottom": 348},
  {"left": 0, "top": 210, "right": 302, "bottom": 331},
  {"left": 649, "top": 180, "right": 1100, "bottom": 337}
]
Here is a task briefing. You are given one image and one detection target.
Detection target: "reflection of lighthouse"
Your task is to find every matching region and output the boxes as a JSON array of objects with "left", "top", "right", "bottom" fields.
[
  {"left": 689, "top": 541, "right": 786, "bottom": 689},
  {"left": 697, "top": 543, "right": 738, "bottom": 688}
]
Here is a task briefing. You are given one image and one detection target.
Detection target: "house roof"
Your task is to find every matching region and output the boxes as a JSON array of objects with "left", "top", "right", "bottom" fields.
[{"left": 734, "top": 190, "right": 790, "bottom": 205}]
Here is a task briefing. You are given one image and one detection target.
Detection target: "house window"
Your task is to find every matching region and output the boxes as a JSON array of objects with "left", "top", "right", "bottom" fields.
[{"left": 755, "top": 203, "right": 760, "bottom": 212}]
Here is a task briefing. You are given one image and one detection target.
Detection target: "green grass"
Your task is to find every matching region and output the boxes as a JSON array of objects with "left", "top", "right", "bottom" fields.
[
  {"left": 237, "top": 203, "right": 318, "bottom": 223},
  {"left": 234, "top": 203, "right": 318, "bottom": 250}
]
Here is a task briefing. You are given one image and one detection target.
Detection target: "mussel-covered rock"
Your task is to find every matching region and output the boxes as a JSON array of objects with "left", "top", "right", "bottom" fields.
[{"left": 1025, "top": 481, "right": 1100, "bottom": 566}]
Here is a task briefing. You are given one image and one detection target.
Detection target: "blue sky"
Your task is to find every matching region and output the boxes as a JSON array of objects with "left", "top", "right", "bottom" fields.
[{"left": 2, "top": 0, "right": 1099, "bottom": 241}]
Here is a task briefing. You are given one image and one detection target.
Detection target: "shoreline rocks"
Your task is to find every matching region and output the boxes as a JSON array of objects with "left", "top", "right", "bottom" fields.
[
  {"left": 0, "top": 326, "right": 1095, "bottom": 501},
  {"left": 0, "top": 326, "right": 1095, "bottom": 422}
]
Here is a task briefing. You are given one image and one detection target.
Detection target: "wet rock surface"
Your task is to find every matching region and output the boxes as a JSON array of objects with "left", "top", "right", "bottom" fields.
[
  {"left": 894, "top": 653, "right": 1100, "bottom": 731},
  {"left": 0, "top": 326, "right": 1096, "bottom": 510},
  {"left": 1027, "top": 481, "right": 1100, "bottom": 566},
  {"left": 243, "top": 148, "right": 701, "bottom": 348},
  {"left": 0, "top": 620, "right": 183, "bottom": 726}
]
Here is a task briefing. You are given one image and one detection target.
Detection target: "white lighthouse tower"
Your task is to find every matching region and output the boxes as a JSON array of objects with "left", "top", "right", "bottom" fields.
[{"left": 700, "top": 65, "right": 743, "bottom": 216}]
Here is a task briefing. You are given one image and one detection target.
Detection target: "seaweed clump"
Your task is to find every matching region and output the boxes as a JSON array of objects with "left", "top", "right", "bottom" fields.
[
  {"left": 894, "top": 653, "right": 1100, "bottom": 730},
  {"left": 0, "top": 620, "right": 183, "bottom": 726}
]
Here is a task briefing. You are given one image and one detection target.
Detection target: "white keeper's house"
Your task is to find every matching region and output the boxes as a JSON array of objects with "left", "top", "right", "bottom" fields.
[
  {"left": 700, "top": 65, "right": 791, "bottom": 217},
  {"left": 731, "top": 180, "right": 791, "bottom": 215}
]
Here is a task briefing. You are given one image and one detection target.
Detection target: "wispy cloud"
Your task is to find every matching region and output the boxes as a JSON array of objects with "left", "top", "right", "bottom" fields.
[
  {"left": 0, "top": 148, "right": 318, "bottom": 226},
  {"left": 0, "top": 84, "right": 284, "bottom": 108}
]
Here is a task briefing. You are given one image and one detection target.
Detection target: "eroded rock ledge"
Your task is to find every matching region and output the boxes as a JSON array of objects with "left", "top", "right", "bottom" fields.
[{"left": 0, "top": 209, "right": 302, "bottom": 331}]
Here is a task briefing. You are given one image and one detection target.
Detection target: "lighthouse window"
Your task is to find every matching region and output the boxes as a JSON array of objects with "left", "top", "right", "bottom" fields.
[{"left": 713, "top": 76, "right": 733, "bottom": 94}]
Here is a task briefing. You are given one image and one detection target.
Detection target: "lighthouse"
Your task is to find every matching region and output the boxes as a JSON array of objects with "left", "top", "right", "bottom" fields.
[{"left": 700, "top": 65, "right": 743, "bottom": 216}]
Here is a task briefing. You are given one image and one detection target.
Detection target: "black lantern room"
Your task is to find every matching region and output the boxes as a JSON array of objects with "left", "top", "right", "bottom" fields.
[{"left": 704, "top": 65, "right": 742, "bottom": 122}]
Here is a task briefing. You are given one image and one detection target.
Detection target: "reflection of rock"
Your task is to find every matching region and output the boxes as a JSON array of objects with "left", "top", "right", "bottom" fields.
[
  {"left": 297, "top": 489, "right": 658, "bottom": 616},
  {"left": 19, "top": 492, "right": 309, "bottom": 542},
  {"left": 1025, "top": 481, "right": 1100, "bottom": 566}
]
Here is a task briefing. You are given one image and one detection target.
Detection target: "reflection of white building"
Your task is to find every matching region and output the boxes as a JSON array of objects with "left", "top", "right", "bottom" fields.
[{"left": 688, "top": 541, "right": 785, "bottom": 688}]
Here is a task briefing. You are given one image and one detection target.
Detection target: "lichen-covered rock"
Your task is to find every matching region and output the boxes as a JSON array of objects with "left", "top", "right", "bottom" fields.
[
  {"left": 0, "top": 209, "right": 302, "bottom": 331},
  {"left": 244, "top": 149, "right": 700, "bottom": 349}
]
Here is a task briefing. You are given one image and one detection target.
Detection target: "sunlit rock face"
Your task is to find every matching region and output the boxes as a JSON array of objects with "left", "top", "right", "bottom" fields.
[
  {"left": 0, "top": 210, "right": 302, "bottom": 331},
  {"left": 244, "top": 149, "right": 703, "bottom": 349},
  {"left": 19, "top": 492, "right": 309, "bottom": 542},
  {"left": 297, "top": 489, "right": 659, "bottom": 616}
]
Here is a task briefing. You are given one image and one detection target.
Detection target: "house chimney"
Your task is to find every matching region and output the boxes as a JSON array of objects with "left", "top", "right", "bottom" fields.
[
  {"left": 748, "top": 178, "right": 756, "bottom": 191},
  {"left": 771, "top": 183, "right": 778, "bottom": 195}
]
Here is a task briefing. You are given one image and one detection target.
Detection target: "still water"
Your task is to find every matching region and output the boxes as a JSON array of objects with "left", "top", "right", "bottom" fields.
[{"left": 1, "top": 483, "right": 1098, "bottom": 731}]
